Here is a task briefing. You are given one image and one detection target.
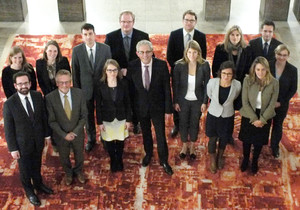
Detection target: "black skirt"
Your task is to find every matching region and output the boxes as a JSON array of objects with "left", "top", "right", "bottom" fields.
[
  {"left": 205, "top": 112, "right": 234, "bottom": 141},
  {"left": 238, "top": 109, "right": 272, "bottom": 145}
]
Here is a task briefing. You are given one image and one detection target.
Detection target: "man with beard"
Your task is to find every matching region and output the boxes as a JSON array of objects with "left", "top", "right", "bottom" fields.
[{"left": 3, "top": 72, "right": 53, "bottom": 206}]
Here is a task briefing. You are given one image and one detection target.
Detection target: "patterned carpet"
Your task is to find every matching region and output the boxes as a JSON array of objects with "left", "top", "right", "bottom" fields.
[{"left": 0, "top": 34, "right": 299, "bottom": 209}]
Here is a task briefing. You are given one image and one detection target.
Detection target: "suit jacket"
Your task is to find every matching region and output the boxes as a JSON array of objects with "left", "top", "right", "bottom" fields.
[
  {"left": 173, "top": 61, "right": 210, "bottom": 106},
  {"left": 167, "top": 28, "right": 207, "bottom": 72},
  {"left": 207, "top": 78, "right": 241, "bottom": 118},
  {"left": 3, "top": 91, "right": 49, "bottom": 155},
  {"left": 105, "top": 28, "right": 150, "bottom": 68},
  {"left": 127, "top": 58, "right": 172, "bottom": 118},
  {"left": 269, "top": 60, "right": 298, "bottom": 107},
  {"left": 36, "top": 57, "right": 71, "bottom": 96},
  {"left": 95, "top": 79, "right": 131, "bottom": 124},
  {"left": 249, "top": 37, "right": 282, "bottom": 62},
  {"left": 240, "top": 76, "right": 279, "bottom": 125},
  {"left": 212, "top": 44, "right": 252, "bottom": 82},
  {"left": 72, "top": 42, "right": 111, "bottom": 100},
  {"left": 45, "top": 88, "right": 87, "bottom": 146}
]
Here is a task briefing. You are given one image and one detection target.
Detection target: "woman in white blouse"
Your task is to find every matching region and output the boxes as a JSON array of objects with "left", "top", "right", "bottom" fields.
[{"left": 173, "top": 40, "right": 210, "bottom": 160}]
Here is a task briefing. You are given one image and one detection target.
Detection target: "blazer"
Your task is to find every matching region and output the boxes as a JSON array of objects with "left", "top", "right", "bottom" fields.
[
  {"left": 167, "top": 28, "right": 207, "bottom": 72},
  {"left": 207, "top": 78, "right": 241, "bottom": 118},
  {"left": 249, "top": 37, "right": 282, "bottom": 62},
  {"left": 3, "top": 91, "right": 49, "bottom": 155},
  {"left": 105, "top": 28, "right": 150, "bottom": 69},
  {"left": 173, "top": 61, "right": 210, "bottom": 106},
  {"left": 269, "top": 60, "right": 298, "bottom": 107},
  {"left": 212, "top": 44, "right": 252, "bottom": 82},
  {"left": 46, "top": 88, "right": 87, "bottom": 146},
  {"left": 127, "top": 58, "right": 172, "bottom": 118},
  {"left": 95, "top": 79, "right": 131, "bottom": 124},
  {"left": 72, "top": 42, "right": 111, "bottom": 100},
  {"left": 240, "top": 76, "right": 279, "bottom": 125},
  {"left": 36, "top": 57, "right": 71, "bottom": 96},
  {"left": 2, "top": 65, "right": 37, "bottom": 98}
]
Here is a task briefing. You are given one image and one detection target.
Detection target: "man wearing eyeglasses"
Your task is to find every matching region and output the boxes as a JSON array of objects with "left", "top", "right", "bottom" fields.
[
  {"left": 167, "top": 10, "right": 207, "bottom": 138},
  {"left": 3, "top": 72, "right": 53, "bottom": 206},
  {"left": 105, "top": 11, "right": 151, "bottom": 135},
  {"left": 72, "top": 23, "right": 111, "bottom": 152},
  {"left": 127, "top": 40, "right": 173, "bottom": 175},
  {"left": 46, "top": 70, "right": 87, "bottom": 186}
]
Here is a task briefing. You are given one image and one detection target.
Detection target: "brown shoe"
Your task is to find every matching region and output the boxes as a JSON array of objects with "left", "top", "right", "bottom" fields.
[
  {"left": 65, "top": 175, "right": 73, "bottom": 186},
  {"left": 77, "top": 172, "right": 85, "bottom": 184}
]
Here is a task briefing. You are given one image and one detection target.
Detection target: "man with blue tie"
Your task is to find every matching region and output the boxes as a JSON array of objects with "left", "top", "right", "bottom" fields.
[
  {"left": 3, "top": 72, "right": 53, "bottom": 206},
  {"left": 72, "top": 23, "right": 111, "bottom": 152}
]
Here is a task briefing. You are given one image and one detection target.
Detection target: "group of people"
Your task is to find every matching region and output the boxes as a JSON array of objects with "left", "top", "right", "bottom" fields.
[{"left": 1, "top": 9, "right": 298, "bottom": 206}]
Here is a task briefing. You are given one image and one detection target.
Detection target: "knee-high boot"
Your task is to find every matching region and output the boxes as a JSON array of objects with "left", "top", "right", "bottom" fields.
[
  {"left": 209, "top": 153, "right": 217, "bottom": 173},
  {"left": 217, "top": 149, "right": 225, "bottom": 169}
]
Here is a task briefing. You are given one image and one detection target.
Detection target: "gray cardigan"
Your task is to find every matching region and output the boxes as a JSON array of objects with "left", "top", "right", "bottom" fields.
[
  {"left": 239, "top": 75, "right": 279, "bottom": 125},
  {"left": 207, "top": 78, "right": 241, "bottom": 118}
]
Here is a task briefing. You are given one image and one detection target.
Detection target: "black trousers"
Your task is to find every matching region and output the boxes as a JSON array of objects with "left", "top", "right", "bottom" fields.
[
  {"left": 104, "top": 140, "right": 124, "bottom": 165},
  {"left": 57, "top": 137, "right": 84, "bottom": 176},
  {"left": 271, "top": 105, "right": 289, "bottom": 150},
  {"left": 242, "top": 142, "right": 263, "bottom": 164},
  {"left": 18, "top": 151, "right": 43, "bottom": 195},
  {"left": 139, "top": 112, "right": 169, "bottom": 163},
  {"left": 86, "top": 97, "right": 96, "bottom": 144}
]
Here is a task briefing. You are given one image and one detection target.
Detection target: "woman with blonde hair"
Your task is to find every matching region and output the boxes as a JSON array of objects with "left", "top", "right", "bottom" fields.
[
  {"left": 239, "top": 56, "right": 279, "bottom": 174},
  {"left": 2, "top": 46, "right": 37, "bottom": 98},
  {"left": 173, "top": 40, "right": 210, "bottom": 160}
]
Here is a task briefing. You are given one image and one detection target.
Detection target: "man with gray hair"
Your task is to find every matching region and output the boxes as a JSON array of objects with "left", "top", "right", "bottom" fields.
[
  {"left": 105, "top": 11, "right": 151, "bottom": 134},
  {"left": 127, "top": 40, "right": 174, "bottom": 175}
]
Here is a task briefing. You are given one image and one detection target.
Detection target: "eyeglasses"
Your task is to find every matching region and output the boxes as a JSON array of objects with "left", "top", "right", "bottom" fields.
[
  {"left": 106, "top": 69, "right": 118, "bottom": 73},
  {"left": 57, "top": 81, "right": 71, "bottom": 85},
  {"left": 120, "top": 21, "right": 133, "bottom": 24},
  {"left": 277, "top": 53, "right": 288, "bottom": 57},
  {"left": 221, "top": 72, "right": 233, "bottom": 76},
  {"left": 184, "top": 19, "right": 196, "bottom": 23},
  {"left": 16, "top": 82, "right": 30, "bottom": 87},
  {"left": 138, "top": 51, "right": 152, "bottom": 55}
]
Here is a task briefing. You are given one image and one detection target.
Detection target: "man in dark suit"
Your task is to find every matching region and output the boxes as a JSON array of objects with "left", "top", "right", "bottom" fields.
[
  {"left": 72, "top": 23, "right": 111, "bottom": 152},
  {"left": 167, "top": 10, "right": 207, "bottom": 138},
  {"left": 127, "top": 40, "right": 173, "bottom": 175},
  {"left": 46, "top": 70, "right": 87, "bottom": 185},
  {"left": 105, "top": 10, "right": 150, "bottom": 134},
  {"left": 249, "top": 20, "right": 282, "bottom": 62},
  {"left": 3, "top": 72, "right": 53, "bottom": 206}
]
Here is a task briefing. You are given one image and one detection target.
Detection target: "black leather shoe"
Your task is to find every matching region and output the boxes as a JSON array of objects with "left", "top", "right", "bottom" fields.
[
  {"left": 85, "top": 142, "right": 95, "bottom": 152},
  {"left": 251, "top": 161, "right": 259, "bottom": 174},
  {"left": 170, "top": 126, "right": 179, "bottom": 138},
  {"left": 272, "top": 148, "right": 280, "bottom": 158},
  {"left": 133, "top": 124, "right": 141, "bottom": 134},
  {"left": 142, "top": 155, "right": 152, "bottom": 167},
  {"left": 36, "top": 184, "right": 54, "bottom": 194},
  {"left": 27, "top": 193, "right": 41, "bottom": 206},
  {"left": 240, "top": 158, "right": 248, "bottom": 172},
  {"left": 190, "top": 153, "right": 196, "bottom": 160},
  {"left": 161, "top": 162, "right": 173, "bottom": 175},
  {"left": 179, "top": 152, "right": 186, "bottom": 159},
  {"left": 228, "top": 136, "right": 235, "bottom": 145}
]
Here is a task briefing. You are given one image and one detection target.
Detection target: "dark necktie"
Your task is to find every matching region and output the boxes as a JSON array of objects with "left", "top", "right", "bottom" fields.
[
  {"left": 25, "top": 96, "right": 34, "bottom": 123},
  {"left": 187, "top": 33, "right": 192, "bottom": 41},
  {"left": 144, "top": 65, "right": 150, "bottom": 90},
  {"left": 89, "top": 48, "right": 94, "bottom": 68},
  {"left": 263, "top": 42, "right": 268, "bottom": 57},
  {"left": 123, "top": 36, "right": 130, "bottom": 61}
]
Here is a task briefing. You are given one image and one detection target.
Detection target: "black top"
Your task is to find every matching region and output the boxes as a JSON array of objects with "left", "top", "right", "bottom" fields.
[
  {"left": 109, "top": 87, "right": 117, "bottom": 102},
  {"left": 219, "top": 86, "right": 231, "bottom": 105},
  {"left": 1, "top": 65, "right": 37, "bottom": 98}
]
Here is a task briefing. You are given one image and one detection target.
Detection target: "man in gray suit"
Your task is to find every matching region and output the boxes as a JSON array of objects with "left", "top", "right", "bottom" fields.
[
  {"left": 46, "top": 70, "right": 87, "bottom": 185},
  {"left": 72, "top": 23, "right": 111, "bottom": 152}
]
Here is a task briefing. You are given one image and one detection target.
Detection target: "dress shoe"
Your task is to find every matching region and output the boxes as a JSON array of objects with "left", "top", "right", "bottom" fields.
[
  {"left": 133, "top": 123, "right": 141, "bottom": 134},
  {"left": 272, "top": 148, "right": 280, "bottom": 158},
  {"left": 36, "top": 184, "right": 53, "bottom": 194},
  {"left": 77, "top": 172, "right": 86, "bottom": 184},
  {"left": 228, "top": 136, "right": 235, "bottom": 145},
  {"left": 179, "top": 152, "right": 186, "bottom": 159},
  {"left": 251, "top": 161, "right": 259, "bottom": 174},
  {"left": 117, "top": 161, "right": 124, "bottom": 171},
  {"left": 65, "top": 175, "right": 73, "bottom": 186},
  {"left": 240, "top": 158, "right": 249, "bottom": 172},
  {"left": 142, "top": 155, "right": 152, "bottom": 167},
  {"left": 161, "top": 162, "right": 173, "bottom": 175},
  {"left": 190, "top": 153, "right": 196, "bottom": 160},
  {"left": 85, "top": 142, "right": 95, "bottom": 152},
  {"left": 27, "top": 193, "right": 41, "bottom": 206},
  {"left": 170, "top": 126, "right": 179, "bottom": 138}
]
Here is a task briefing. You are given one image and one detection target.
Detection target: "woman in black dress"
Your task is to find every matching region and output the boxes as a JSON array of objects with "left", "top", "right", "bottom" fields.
[
  {"left": 239, "top": 57, "right": 279, "bottom": 174},
  {"left": 36, "top": 40, "right": 70, "bottom": 96},
  {"left": 2, "top": 46, "right": 37, "bottom": 98}
]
